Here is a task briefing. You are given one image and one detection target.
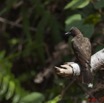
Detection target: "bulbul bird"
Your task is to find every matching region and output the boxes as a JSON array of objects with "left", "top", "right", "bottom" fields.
[{"left": 65, "top": 27, "right": 93, "bottom": 88}]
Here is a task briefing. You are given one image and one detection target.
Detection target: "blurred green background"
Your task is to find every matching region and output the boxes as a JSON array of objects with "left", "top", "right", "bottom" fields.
[{"left": 0, "top": 0, "right": 104, "bottom": 103}]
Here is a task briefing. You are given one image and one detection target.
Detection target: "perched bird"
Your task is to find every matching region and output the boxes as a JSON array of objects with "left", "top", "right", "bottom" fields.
[{"left": 65, "top": 27, "right": 93, "bottom": 88}]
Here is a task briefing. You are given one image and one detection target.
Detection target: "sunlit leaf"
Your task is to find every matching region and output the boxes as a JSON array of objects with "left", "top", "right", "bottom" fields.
[
  {"left": 6, "top": 81, "right": 15, "bottom": 100},
  {"left": 20, "top": 92, "right": 44, "bottom": 103},
  {"left": 65, "top": 14, "right": 82, "bottom": 25},
  {"left": 0, "top": 75, "right": 10, "bottom": 95},
  {"left": 78, "top": 0, "right": 90, "bottom": 8},
  {"left": 46, "top": 95, "right": 61, "bottom": 103},
  {"left": 65, "top": 0, "right": 90, "bottom": 9},
  {"left": 65, "top": 0, "right": 77, "bottom": 9},
  {"left": 12, "top": 94, "right": 20, "bottom": 103}
]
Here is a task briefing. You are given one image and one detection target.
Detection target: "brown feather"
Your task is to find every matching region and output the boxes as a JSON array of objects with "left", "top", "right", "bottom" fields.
[{"left": 71, "top": 30, "right": 93, "bottom": 84}]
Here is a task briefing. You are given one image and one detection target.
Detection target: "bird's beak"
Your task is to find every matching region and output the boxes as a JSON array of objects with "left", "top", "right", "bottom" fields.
[
  {"left": 64, "top": 32, "right": 71, "bottom": 42},
  {"left": 65, "top": 32, "right": 71, "bottom": 37}
]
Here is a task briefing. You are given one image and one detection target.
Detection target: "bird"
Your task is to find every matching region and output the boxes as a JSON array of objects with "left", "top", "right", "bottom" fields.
[{"left": 65, "top": 27, "right": 93, "bottom": 88}]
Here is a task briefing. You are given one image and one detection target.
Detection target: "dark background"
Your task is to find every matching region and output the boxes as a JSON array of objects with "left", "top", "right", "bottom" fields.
[{"left": 0, "top": 0, "right": 104, "bottom": 103}]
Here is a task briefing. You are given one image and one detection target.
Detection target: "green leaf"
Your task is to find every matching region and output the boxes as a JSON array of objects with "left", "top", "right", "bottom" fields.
[
  {"left": 46, "top": 95, "right": 61, "bottom": 103},
  {"left": 65, "top": 18, "right": 94, "bottom": 38},
  {"left": 78, "top": 0, "right": 90, "bottom": 8},
  {"left": 34, "top": 11, "right": 50, "bottom": 63},
  {"left": 20, "top": 92, "right": 44, "bottom": 103},
  {"left": 65, "top": 14, "right": 82, "bottom": 25},
  {"left": 0, "top": 74, "right": 3, "bottom": 87},
  {"left": 0, "top": 51, "right": 5, "bottom": 59},
  {"left": 0, "top": 75, "right": 10, "bottom": 95},
  {"left": 9, "top": 38, "right": 19, "bottom": 45},
  {"left": 65, "top": 0, "right": 90, "bottom": 9},
  {"left": 22, "top": 7, "right": 31, "bottom": 42},
  {"left": 0, "top": 8, "right": 8, "bottom": 15},
  {"left": 49, "top": 15, "right": 62, "bottom": 44},
  {"left": 79, "top": 24, "right": 94, "bottom": 38},
  {"left": 93, "top": 0, "right": 104, "bottom": 9},
  {"left": 12, "top": 94, "right": 21, "bottom": 103},
  {"left": 35, "top": 11, "right": 49, "bottom": 42},
  {"left": 0, "top": 0, "right": 17, "bottom": 15},
  {"left": 6, "top": 0, "right": 17, "bottom": 9},
  {"left": 84, "top": 13, "right": 101, "bottom": 25},
  {"left": 6, "top": 81, "right": 15, "bottom": 100},
  {"left": 95, "top": 45, "right": 104, "bottom": 52}
]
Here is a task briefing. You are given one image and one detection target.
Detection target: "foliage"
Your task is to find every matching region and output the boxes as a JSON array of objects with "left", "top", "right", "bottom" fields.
[
  {"left": 0, "top": 0, "right": 104, "bottom": 103},
  {"left": 0, "top": 51, "right": 44, "bottom": 103},
  {"left": 64, "top": 0, "right": 90, "bottom": 9},
  {"left": 20, "top": 92, "right": 44, "bottom": 103}
]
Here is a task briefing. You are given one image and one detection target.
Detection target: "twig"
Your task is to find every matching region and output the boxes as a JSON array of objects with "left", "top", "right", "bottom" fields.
[
  {"left": 34, "top": 42, "right": 69, "bottom": 84},
  {"left": 60, "top": 78, "right": 76, "bottom": 98},
  {"left": 0, "top": 17, "right": 36, "bottom": 32}
]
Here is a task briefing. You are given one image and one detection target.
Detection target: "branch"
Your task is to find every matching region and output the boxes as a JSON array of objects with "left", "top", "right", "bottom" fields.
[
  {"left": 34, "top": 42, "right": 69, "bottom": 84},
  {"left": 55, "top": 48, "right": 104, "bottom": 77},
  {"left": 0, "top": 17, "right": 36, "bottom": 32}
]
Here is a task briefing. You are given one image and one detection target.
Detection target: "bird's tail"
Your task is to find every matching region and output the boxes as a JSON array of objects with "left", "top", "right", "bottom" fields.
[{"left": 82, "top": 66, "right": 93, "bottom": 88}]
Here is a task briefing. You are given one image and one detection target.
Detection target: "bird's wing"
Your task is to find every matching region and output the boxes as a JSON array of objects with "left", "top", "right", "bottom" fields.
[
  {"left": 71, "top": 37, "right": 91, "bottom": 66},
  {"left": 83, "top": 37, "right": 92, "bottom": 59}
]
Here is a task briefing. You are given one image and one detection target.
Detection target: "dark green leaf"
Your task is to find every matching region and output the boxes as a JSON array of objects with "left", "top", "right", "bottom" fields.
[
  {"left": 65, "top": 17, "right": 94, "bottom": 38},
  {"left": 93, "top": 0, "right": 104, "bottom": 9},
  {"left": 22, "top": 7, "right": 31, "bottom": 42}
]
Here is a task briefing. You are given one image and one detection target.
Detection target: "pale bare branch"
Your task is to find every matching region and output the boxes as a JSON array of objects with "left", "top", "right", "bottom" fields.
[{"left": 55, "top": 48, "right": 104, "bottom": 77}]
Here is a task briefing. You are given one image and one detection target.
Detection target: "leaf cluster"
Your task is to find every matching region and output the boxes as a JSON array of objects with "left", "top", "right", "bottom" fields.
[{"left": 0, "top": 0, "right": 104, "bottom": 103}]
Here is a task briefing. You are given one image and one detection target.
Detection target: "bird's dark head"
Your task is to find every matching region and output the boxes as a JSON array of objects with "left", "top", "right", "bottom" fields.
[{"left": 65, "top": 27, "right": 81, "bottom": 37}]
